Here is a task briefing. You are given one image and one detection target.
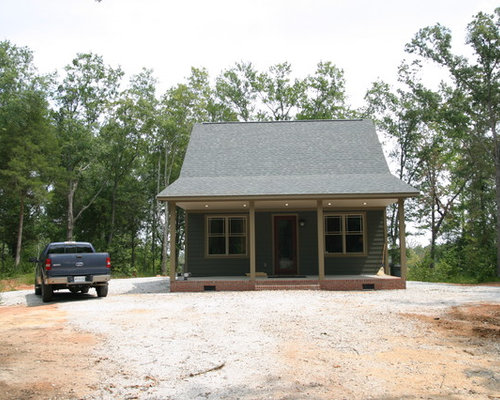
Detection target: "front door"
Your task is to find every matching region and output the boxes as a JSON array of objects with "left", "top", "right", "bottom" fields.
[{"left": 274, "top": 215, "right": 298, "bottom": 275}]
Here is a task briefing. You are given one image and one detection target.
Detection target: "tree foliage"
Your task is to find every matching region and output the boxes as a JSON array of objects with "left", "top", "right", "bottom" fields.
[{"left": 1, "top": 7, "right": 499, "bottom": 281}]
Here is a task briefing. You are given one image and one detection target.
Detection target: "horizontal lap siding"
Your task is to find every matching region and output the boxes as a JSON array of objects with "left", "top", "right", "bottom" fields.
[
  {"left": 255, "top": 213, "right": 273, "bottom": 275},
  {"left": 297, "top": 212, "right": 319, "bottom": 275},
  {"left": 186, "top": 213, "right": 249, "bottom": 276},
  {"left": 186, "top": 209, "right": 385, "bottom": 277},
  {"left": 324, "top": 210, "right": 385, "bottom": 275}
]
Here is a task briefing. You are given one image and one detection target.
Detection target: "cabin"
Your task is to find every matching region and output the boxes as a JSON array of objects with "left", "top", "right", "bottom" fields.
[{"left": 157, "top": 119, "right": 418, "bottom": 292}]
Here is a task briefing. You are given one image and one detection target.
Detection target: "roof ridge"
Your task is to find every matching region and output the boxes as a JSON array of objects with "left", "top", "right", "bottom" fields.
[{"left": 200, "top": 119, "right": 367, "bottom": 125}]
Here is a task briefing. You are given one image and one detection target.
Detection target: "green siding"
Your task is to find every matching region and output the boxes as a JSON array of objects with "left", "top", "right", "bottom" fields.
[
  {"left": 186, "top": 209, "right": 385, "bottom": 277},
  {"left": 324, "top": 210, "right": 385, "bottom": 275},
  {"left": 186, "top": 213, "right": 249, "bottom": 276}
]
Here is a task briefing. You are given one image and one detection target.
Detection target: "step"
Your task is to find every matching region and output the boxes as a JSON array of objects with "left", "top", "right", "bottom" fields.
[{"left": 255, "top": 284, "right": 320, "bottom": 291}]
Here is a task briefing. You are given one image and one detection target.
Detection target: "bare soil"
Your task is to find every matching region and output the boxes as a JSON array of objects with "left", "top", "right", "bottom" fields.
[
  {"left": 0, "top": 305, "right": 103, "bottom": 400},
  {"left": 0, "top": 279, "right": 33, "bottom": 292}
]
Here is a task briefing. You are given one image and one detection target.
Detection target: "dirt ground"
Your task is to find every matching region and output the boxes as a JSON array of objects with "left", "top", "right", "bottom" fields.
[
  {"left": 0, "top": 304, "right": 104, "bottom": 400},
  {"left": 0, "top": 281, "right": 499, "bottom": 400}
]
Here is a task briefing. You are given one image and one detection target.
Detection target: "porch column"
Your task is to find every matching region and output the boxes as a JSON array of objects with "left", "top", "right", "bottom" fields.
[
  {"left": 316, "top": 200, "right": 325, "bottom": 280},
  {"left": 398, "top": 198, "right": 407, "bottom": 280},
  {"left": 383, "top": 207, "right": 390, "bottom": 274},
  {"left": 169, "top": 201, "right": 177, "bottom": 283},
  {"left": 249, "top": 201, "right": 256, "bottom": 281}
]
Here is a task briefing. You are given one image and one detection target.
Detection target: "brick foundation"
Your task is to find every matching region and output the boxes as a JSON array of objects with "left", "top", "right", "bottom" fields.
[{"left": 170, "top": 277, "right": 405, "bottom": 292}]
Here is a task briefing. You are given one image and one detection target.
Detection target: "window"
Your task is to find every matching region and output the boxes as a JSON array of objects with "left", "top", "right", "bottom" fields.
[
  {"left": 325, "top": 214, "right": 365, "bottom": 255},
  {"left": 207, "top": 216, "right": 247, "bottom": 256}
]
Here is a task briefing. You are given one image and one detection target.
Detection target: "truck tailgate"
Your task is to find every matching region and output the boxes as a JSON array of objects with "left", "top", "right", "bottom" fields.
[{"left": 47, "top": 253, "right": 110, "bottom": 277}]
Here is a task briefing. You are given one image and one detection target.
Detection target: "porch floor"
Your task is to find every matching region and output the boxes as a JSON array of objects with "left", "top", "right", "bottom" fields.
[{"left": 170, "top": 274, "right": 405, "bottom": 292}]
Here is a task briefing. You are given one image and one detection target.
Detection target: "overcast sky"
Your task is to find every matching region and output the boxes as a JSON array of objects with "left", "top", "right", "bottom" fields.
[{"left": 0, "top": 0, "right": 496, "bottom": 108}]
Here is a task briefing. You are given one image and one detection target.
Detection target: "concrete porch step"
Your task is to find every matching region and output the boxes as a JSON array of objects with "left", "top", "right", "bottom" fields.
[{"left": 255, "top": 284, "right": 320, "bottom": 291}]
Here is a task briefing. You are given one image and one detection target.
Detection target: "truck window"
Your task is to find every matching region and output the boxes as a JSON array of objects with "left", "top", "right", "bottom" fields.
[
  {"left": 76, "top": 245, "right": 94, "bottom": 253},
  {"left": 47, "top": 244, "right": 94, "bottom": 254},
  {"left": 47, "top": 245, "right": 66, "bottom": 254}
]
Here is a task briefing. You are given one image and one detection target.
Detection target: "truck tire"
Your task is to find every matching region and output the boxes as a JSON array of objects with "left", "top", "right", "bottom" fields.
[
  {"left": 81, "top": 287, "right": 89, "bottom": 294},
  {"left": 96, "top": 284, "right": 108, "bottom": 298},
  {"left": 34, "top": 271, "right": 42, "bottom": 295},
  {"left": 41, "top": 281, "right": 53, "bottom": 302}
]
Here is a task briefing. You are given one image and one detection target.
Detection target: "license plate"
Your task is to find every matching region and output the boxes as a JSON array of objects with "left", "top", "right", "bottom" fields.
[{"left": 74, "top": 276, "right": 86, "bottom": 283}]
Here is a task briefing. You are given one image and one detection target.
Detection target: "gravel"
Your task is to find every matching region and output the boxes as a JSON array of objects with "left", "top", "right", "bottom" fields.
[{"left": 1, "top": 278, "right": 499, "bottom": 399}]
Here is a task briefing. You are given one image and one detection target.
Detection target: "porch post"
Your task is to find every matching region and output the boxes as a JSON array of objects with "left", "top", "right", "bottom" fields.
[
  {"left": 316, "top": 200, "right": 325, "bottom": 280},
  {"left": 169, "top": 201, "right": 177, "bottom": 283},
  {"left": 383, "top": 207, "right": 390, "bottom": 274},
  {"left": 398, "top": 198, "right": 407, "bottom": 280},
  {"left": 249, "top": 201, "right": 256, "bottom": 281}
]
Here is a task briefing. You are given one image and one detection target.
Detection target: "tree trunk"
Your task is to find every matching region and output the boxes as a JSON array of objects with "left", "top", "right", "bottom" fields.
[
  {"left": 495, "top": 132, "right": 500, "bottom": 277},
  {"left": 430, "top": 172, "right": 436, "bottom": 269},
  {"left": 15, "top": 194, "right": 25, "bottom": 267},
  {"left": 67, "top": 179, "right": 78, "bottom": 241},
  {"left": 1, "top": 241, "right": 5, "bottom": 272},
  {"left": 131, "top": 228, "right": 136, "bottom": 271},
  {"left": 107, "top": 179, "right": 118, "bottom": 247}
]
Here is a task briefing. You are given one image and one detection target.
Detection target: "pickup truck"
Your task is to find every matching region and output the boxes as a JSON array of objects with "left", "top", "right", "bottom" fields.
[{"left": 32, "top": 241, "right": 111, "bottom": 302}]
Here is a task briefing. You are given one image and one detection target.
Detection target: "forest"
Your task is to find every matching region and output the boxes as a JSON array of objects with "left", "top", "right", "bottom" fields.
[{"left": 0, "top": 8, "right": 498, "bottom": 282}]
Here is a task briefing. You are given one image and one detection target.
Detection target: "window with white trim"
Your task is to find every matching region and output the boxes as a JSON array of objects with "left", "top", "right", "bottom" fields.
[
  {"left": 325, "top": 214, "right": 365, "bottom": 254},
  {"left": 207, "top": 216, "right": 247, "bottom": 256}
]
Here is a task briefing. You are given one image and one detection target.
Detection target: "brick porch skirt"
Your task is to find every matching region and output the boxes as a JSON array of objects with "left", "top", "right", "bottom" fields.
[{"left": 170, "top": 276, "right": 405, "bottom": 292}]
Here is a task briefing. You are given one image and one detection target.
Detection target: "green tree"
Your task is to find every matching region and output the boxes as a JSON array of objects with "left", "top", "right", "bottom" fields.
[
  {"left": 253, "top": 62, "right": 305, "bottom": 121},
  {"left": 364, "top": 76, "right": 424, "bottom": 257},
  {"left": 216, "top": 62, "right": 258, "bottom": 121},
  {"left": 297, "top": 61, "right": 351, "bottom": 119},
  {"left": 0, "top": 41, "right": 56, "bottom": 267},
  {"left": 53, "top": 53, "right": 123, "bottom": 240},
  {"left": 407, "top": 8, "right": 500, "bottom": 276}
]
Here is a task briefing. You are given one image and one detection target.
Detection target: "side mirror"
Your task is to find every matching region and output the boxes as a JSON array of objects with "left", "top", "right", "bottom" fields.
[{"left": 29, "top": 257, "right": 39, "bottom": 263}]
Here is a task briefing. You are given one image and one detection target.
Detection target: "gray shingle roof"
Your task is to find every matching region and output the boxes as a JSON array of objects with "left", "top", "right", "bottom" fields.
[{"left": 158, "top": 120, "right": 418, "bottom": 199}]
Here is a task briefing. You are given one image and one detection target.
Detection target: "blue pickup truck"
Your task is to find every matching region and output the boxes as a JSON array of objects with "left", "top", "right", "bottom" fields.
[{"left": 32, "top": 241, "right": 111, "bottom": 302}]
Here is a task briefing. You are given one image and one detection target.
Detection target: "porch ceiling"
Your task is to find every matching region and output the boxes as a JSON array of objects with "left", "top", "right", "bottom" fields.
[{"left": 177, "top": 197, "right": 398, "bottom": 211}]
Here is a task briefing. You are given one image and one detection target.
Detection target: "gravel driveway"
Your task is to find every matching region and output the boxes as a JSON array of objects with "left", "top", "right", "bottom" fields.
[{"left": 1, "top": 278, "right": 499, "bottom": 399}]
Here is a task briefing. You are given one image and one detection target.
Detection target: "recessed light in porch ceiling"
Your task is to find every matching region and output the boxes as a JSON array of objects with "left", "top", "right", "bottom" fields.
[
  {"left": 285, "top": 203, "right": 289, "bottom": 207},
  {"left": 363, "top": 202, "right": 367, "bottom": 206},
  {"left": 243, "top": 204, "right": 247, "bottom": 207},
  {"left": 204, "top": 204, "right": 209, "bottom": 208},
  {"left": 327, "top": 202, "right": 332, "bottom": 206}
]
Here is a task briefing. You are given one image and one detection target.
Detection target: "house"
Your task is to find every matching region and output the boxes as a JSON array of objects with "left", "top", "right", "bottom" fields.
[{"left": 157, "top": 119, "right": 418, "bottom": 292}]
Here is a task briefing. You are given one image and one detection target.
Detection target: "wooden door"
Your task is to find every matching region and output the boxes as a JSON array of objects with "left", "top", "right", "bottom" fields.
[{"left": 274, "top": 215, "right": 298, "bottom": 275}]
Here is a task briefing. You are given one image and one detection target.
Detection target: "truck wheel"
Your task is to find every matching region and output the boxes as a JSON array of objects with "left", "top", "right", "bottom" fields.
[
  {"left": 81, "top": 287, "right": 89, "bottom": 294},
  {"left": 96, "top": 284, "right": 108, "bottom": 298},
  {"left": 34, "top": 271, "right": 42, "bottom": 295},
  {"left": 41, "top": 282, "right": 53, "bottom": 302}
]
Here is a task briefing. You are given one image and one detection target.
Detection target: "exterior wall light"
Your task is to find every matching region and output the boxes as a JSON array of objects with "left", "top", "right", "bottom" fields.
[{"left": 299, "top": 219, "right": 306, "bottom": 227}]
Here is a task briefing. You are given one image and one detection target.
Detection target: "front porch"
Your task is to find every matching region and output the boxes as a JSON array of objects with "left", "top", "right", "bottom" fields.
[
  {"left": 167, "top": 197, "right": 409, "bottom": 291},
  {"left": 170, "top": 274, "right": 405, "bottom": 292}
]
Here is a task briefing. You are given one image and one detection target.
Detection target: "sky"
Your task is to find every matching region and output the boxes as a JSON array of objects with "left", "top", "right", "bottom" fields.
[{"left": 0, "top": 0, "right": 497, "bottom": 109}]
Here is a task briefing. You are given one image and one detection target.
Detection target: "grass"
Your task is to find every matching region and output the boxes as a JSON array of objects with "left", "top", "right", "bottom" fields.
[{"left": 0, "top": 273, "right": 34, "bottom": 292}]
